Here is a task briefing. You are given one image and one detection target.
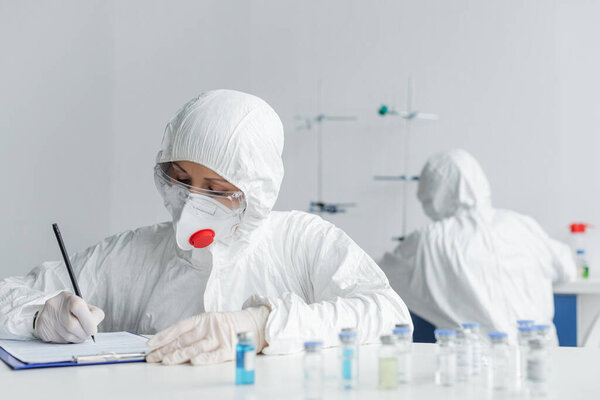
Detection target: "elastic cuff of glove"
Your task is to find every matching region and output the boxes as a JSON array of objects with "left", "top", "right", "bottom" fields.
[
  {"left": 23, "top": 303, "right": 45, "bottom": 339},
  {"left": 242, "top": 294, "right": 274, "bottom": 312},
  {"left": 33, "top": 311, "right": 39, "bottom": 330},
  {"left": 243, "top": 306, "right": 269, "bottom": 353}
]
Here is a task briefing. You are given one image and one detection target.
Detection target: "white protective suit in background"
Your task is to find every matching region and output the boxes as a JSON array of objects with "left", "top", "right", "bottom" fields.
[
  {"left": 379, "top": 149, "right": 575, "bottom": 341},
  {"left": 0, "top": 90, "right": 411, "bottom": 354}
]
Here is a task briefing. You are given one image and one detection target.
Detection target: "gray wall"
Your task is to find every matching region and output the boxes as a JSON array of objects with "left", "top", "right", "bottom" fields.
[
  {"left": 2, "top": 0, "right": 600, "bottom": 278},
  {"left": 0, "top": 0, "right": 114, "bottom": 276}
]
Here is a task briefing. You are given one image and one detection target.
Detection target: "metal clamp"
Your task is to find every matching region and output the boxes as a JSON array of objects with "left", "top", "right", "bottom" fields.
[{"left": 74, "top": 352, "right": 147, "bottom": 363}]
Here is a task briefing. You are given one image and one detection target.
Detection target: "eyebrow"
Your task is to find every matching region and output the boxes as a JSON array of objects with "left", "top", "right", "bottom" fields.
[
  {"left": 171, "top": 162, "right": 229, "bottom": 183},
  {"left": 172, "top": 162, "right": 190, "bottom": 175}
]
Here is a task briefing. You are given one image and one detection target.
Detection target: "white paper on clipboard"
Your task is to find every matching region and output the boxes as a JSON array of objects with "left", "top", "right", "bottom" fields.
[{"left": 0, "top": 332, "right": 149, "bottom": 364}]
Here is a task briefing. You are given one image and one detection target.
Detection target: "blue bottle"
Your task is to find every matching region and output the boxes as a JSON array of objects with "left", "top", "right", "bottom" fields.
[
  {"left": 339, "top": 328, "right": 358, "bottom": 389},
  {"left": 235, "top": 331, "right": 255, "bottom": 385}
]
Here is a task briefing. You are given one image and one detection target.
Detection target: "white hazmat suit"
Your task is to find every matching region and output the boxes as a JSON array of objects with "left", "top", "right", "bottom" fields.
[
  {"left": 379, "top": 149, "right": 575, "bottom": 341},
  {"left": 0, "top": 90, "right": 411, "bottom": 355}
]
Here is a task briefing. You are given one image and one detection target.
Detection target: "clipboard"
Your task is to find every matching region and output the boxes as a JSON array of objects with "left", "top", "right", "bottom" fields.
[
  {"left": 0, "top": 332, "right": 148, "bottom": 370},
  {"left": 0, "top": 347, "right": 146, "bottom": 370}
]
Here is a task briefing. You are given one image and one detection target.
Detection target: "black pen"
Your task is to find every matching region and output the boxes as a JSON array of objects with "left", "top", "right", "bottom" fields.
[{"left": 52, "top": 223, "right": 95, "bottom": 343}]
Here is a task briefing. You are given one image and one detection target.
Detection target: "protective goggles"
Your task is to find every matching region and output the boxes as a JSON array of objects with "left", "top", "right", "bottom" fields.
[{"left": 154, "top": 162, "right": 246, "bottom": 213}]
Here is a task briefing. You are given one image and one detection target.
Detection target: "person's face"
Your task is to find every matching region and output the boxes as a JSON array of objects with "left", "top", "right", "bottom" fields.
[
  {"left": 165, "top": 161, "right": 240, "bottom": 193},
  {"left": 421, "top": 198, "right": 438, "bottom": 221},
  {"left": 418, "top": 180, "right": 440, "bottom": 222}
]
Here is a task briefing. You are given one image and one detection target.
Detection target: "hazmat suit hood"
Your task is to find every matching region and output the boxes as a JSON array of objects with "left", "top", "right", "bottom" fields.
[
  {"left": 417, "top": 149, "right": 492, "bottom": 221},
  {"left": 156, "top": 90, "right": 285, "bottom": 242}
]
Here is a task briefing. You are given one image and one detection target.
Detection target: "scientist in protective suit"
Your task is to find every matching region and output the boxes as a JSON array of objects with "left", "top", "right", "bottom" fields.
[
  {"left": 379, "top": 149, "right": 575, "bottom": 342},
  {"left": 0, "top": 90, "right": 411, "bottom": 365}
]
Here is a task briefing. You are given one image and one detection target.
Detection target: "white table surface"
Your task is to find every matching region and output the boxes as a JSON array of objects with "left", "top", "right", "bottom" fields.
[
  {"left": 3, "top": 343, "right": 599, "bottom": 400},
  {"left": 554, "top": 279, "right": 600, "bottom": 294}
]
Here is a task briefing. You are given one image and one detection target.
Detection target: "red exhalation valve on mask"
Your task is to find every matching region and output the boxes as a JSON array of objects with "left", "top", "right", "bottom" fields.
[{"left": 189, "top": 229, "right": 215, "bottom": 248}]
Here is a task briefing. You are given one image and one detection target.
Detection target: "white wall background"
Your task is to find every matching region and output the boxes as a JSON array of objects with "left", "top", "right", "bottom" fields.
[
  {"left": 0, "top": 0, "right": 114, "bottom": 277},
  {"left": 2, "top": 0, "right": 600, "bottom": 278}
]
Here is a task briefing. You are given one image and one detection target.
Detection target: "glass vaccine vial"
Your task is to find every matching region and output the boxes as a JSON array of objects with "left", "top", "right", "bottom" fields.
[
  {"left": 378, "top": 335, "right": 398, "bottom": 389},
  {"left": 304, "top": 341, "right": 324, "bottom": 399},
  {"left": 518, "top": 325, "right": 535, "bottom": 382},
  {"left": 534, "top": 325, "right": 552, "bottom": 345},
  {"left": 456, "top": 329, "right": 473, "bottom": 381},
  {"left": 339, "top": 329, "right": 359, "bottom": 389},
  {"left": 526, "top": 338, "right": 549, "bottom": 397},
  {"left": 461, "top": 322, "right": 482, "bottom": 376},
  {"left": 235, "top": 331, "right": 256, "bottom": 385},
  {"left": 488, "top": 332, "right": 510, "bottom": 391},
  {"left": 435, "top": 329, "right": 457, "bottom": 386},
  {"left": 393, "top": 325, "right": 413, "bottom": 383}
]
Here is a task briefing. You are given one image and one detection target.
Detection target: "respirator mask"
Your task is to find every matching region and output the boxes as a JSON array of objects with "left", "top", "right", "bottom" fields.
[{"left": 154, "top": 162, "right": 246, "bottom": 250}]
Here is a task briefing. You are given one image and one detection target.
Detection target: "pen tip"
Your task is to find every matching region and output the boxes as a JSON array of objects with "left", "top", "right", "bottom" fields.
[{"left": 92, "top": 335, "right": 96, "bottom": 343}]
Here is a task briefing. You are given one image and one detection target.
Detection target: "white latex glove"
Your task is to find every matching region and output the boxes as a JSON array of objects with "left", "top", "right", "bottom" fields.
[
  {"left": 34, "top": 291, "right": 105, "bottom": 343},
  {"left": 146, "top": 306, "right": 269, "bottom": 366}
]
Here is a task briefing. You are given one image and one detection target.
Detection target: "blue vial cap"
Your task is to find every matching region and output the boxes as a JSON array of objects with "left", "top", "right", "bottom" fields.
[
  {"left": 393, "top": 326, "right": 411, "bottom": 335},
  {"left": 339, "top": 331, "right": 357, "bottom": 339},
  {"left": 517, "top": 320, "right": 535, "bottom": 326},
  {"left": 304, "top": 340, "right": 323, "bottom": 349},
  {"left": 461, "top": 322, "right": 480, "bottom": 329},
  {"left": 533, "top": 324, "right": 551, "bottom": 331},
  {"left": 518, "top": 325, "right": 535, "bottom": 332},
  {"left": 434, "top": 329, "right": 456, "bottom": 337},
  {"left": 488, "top": 331, "right": 508, "bottom": 339},
  {"left": 577, "top": 249, "right": 585, "bottom": 255}
]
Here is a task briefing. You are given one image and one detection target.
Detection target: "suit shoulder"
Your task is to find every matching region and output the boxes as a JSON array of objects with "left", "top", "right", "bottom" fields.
[
  {"left": 266, "top": 210, "right": 333, "bottom": 231},
  {"left": 94, "top": 222, "right": 172, "bottom": 250}
]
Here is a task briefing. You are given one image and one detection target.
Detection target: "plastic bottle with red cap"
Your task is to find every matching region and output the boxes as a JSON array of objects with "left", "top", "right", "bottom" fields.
[
  {"left": 569, "top": 223, "right": 591, "bottom": 279},
  {"left": 570, "top": 223, "right": 590, "bottom": 234}
]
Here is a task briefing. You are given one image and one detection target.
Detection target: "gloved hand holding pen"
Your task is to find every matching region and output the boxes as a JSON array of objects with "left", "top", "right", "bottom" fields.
[{"left": 34, "top": 291, "right": 105, "bottom": 344}]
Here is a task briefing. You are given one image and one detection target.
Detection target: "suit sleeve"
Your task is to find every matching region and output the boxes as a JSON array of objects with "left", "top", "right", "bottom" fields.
[
  {"left": 0, "top": 239, "right": 109, "bottom": 339},
  {"left": 244, "top": 214, "right": 412, "bottom": 355}
]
